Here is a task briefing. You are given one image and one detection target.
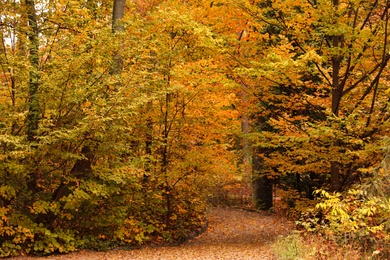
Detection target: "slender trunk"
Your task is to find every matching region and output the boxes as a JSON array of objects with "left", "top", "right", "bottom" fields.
[
  {"left": 239, "top": 88, "right": 253, "bottom": 206},
  {"left": 112, "top": 0, "right": 125, "bottom": 32},
  {"left": 24, "top": 0, "right": 40, "bottom": 200},
  {"left": 331, "top": 51, "right": 342, "bottom": 191},
  {"left": 240, "top": 90, "right": 252, "bottom": 186},
  {"left": 25, "top": 0, "right": 40, "bottom": 142},
  {"left": 143, "top": 101, "right": 153, "bottom": 183},
  {"left": 111, "top": 0, "right": 125, "bottom": 75},
  {"left": 162, "top": 93, "right": 171, "bottom": 226},
  {"left": 242, "top": 117, "right": 252, "bottom": 204},
  {"left": 236, "top": 29, "right": 252, "bottom": 188},
  {"left": 330, "top": 0, "right": 342, "bottom": 191},
  {"left": 143, "top": 50, "right": 157, "bottom": 183}
]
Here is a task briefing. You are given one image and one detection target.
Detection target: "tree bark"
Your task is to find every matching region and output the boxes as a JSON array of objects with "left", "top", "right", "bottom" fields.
[
  {"left": 53, "top": 146, "right": 94, "bottom": 201},
  {"left": 143, "top": 101, "right": 153, "bottom": 183},
  {"left": 25, "top": 0, "right": 40, "bottom": 142},
  {"left": 24, "top": 0, "right": 41, "bottom": 199},
  {"left": 252, "top": 154, "right": 273, "bottom": 210},
  {"left": 330, "top": 0, "right": 342, "bottom": 191},
  {"left": 111, "top": 0, "right": 126, "bottom": 75},
  {"left": 240, "top": 89, "right": 252, "bottom": 192},
  {"left": 331, "top": 50, "right": 342, "bottom": 191}
]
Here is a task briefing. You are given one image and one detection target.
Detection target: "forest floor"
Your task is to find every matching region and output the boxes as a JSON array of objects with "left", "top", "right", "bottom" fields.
[{"left": 10, "top": 207, "right": 295, "bottom": 260}]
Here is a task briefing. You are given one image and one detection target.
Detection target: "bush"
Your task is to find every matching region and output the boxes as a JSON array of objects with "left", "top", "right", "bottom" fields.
[
  {"left": 272, "top": 232, "right": 316, "bottom": 260},
  {"left": 298, "top": 151, "right": 390, "bottom": 259}
]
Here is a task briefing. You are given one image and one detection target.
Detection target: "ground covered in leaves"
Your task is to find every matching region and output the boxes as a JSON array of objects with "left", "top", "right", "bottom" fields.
[{"left": 11, "top": 207, "right": 294, "bottom": 260}]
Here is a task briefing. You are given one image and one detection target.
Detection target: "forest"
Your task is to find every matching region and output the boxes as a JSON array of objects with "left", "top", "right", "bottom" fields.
[{"left": 1, "top": 0, "right": 390, "bottom": 258}]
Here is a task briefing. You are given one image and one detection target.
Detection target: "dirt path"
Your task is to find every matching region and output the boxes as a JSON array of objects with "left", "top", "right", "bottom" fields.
[{"left": 10, "top": 207, "right": 294, "bottom": 260}]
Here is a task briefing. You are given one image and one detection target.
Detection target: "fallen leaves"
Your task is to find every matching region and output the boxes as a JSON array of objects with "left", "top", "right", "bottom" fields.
[{"left": 10, "top": 207, "right": 293, "bottom": 260}]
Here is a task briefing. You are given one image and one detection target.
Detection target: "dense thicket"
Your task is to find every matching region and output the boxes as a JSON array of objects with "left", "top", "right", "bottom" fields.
[
  {"left": 231, "top": 0, "right": 389, "bottom": 202},
  {"left": 2, "top": 0, "right": 390, "bottom": 257},
  {"left": 236, "top": 0, "right": 390, "bottom": 255},
  {"left": 0, "top": 0, "right": 240, "bottom": 256}
]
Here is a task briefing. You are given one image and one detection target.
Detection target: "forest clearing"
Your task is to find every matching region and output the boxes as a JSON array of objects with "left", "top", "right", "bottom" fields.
[{"left": 2, "top": 0, "right": 390, "bottom": 258}]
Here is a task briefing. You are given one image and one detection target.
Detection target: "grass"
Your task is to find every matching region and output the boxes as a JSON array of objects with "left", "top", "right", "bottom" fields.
[
  {"left": 272, "top": 232, "right": 363, "bottom": 260},
  {"left": 272, "top": 232, "right": 316, "bottom": 260}
]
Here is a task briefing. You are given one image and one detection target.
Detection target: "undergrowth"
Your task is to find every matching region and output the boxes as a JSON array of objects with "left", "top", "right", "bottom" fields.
[
  {"left": 272, "top": 232, "right": 362, "bottom": 260},
  {"left": 294, "top": 150, "right": 390, "bottom": 259}
]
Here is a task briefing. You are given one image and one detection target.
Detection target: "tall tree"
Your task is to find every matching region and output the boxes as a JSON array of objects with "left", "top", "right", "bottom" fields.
[
  {"left": 53, "top": 0, "right": 127, "bottom": 202},
  {"left": 0, "top": 0, "right": 242, "bottom": 256},
  {"left": 193, "top": 0, "right": 275, "bottom": 209},
  {"left": 238, "top": 0, "right": 390, "bottom": 200}
]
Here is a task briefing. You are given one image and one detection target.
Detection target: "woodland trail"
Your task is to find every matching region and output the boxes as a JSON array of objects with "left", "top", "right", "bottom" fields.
[{"left": 11, "top": 207, "right": 294, "bottom": 260}]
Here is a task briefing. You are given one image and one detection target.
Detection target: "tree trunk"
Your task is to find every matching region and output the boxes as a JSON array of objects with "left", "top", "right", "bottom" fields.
[
  {"left": 240, "top": 89, "right": 252, "bottom": 192},
  {"left": 143, "top": 101, "right": 153, "bottom": 183},
  {"left": 53, "top": 146, "right": 94, "bottom": 201},
  {"left": 252, "top": 154, "right": 273, "bottom": 210},
  {"left": 330, "top": 0, "right": 342, "bottom": 191},
  {"left": 162, "top": 93, "right": 172, "bottom": 227},
  {"left": 24, "top": 0, "right": 40, "bottom": 198},
  {"left": 331, "top": 51, "right": 342, "bottom": 191},
  {"left": 25, "top": 0, "right": 40, "bottom": 142},
  {"left": 111, "top": 0, "right": 126, "bottom": 75}
]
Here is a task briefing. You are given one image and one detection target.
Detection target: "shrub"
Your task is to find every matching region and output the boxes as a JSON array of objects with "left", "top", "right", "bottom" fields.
[
  {"left": 298, "top": 151, "right": 390, "bottom": 258},
  {"left": 272, "top": 232, "right": 316, "bottom": 260}
]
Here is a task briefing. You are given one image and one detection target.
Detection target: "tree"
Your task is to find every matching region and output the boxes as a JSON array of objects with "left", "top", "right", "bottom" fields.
[
  {"left": 127, "top": 0, "right": 240, "bottom": 227},
  {"left": 236, "top": 0, "right": 390, "bottom": 211},
  {"left": 0, "top": 0, "right": 242, "bottom": 255},
  {"left": 193, "top": 0, "right": 276, "bottom": 209}
]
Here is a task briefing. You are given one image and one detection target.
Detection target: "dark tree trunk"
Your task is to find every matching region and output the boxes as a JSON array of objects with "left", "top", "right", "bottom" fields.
[
  {"left": 331, "top": 48, "right": 342, "bottom": 191},
  {"left": 252, "top": 154, "right": 273, "bottom": 210},
  {"left": 330, "top": 0, "right": 342, "bottom": 191},
  {"left": 143, "top": 101, "right": 153, "bottom": 184},
  {"left": 162, "top": 93, "right": 172, "bottom": 227},
  {"left": 24, "top": 0, "right": 40, "bottom": 198},
  {"left": 53, "top": 146, "right": 94, "bottom": 201},
  {"left": 25, "top": 0, "right": 40, "bottom": 142}
]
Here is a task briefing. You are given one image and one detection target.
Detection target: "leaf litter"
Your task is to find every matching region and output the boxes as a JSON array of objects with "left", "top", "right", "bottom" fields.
[{"left": 10, "top": 207, "right": 293, "bottom": 260}]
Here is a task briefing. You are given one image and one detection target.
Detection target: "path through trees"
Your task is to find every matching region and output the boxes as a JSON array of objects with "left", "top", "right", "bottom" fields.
[{"left": 10, "top": 208, "right": 293, "bottom": 260}]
